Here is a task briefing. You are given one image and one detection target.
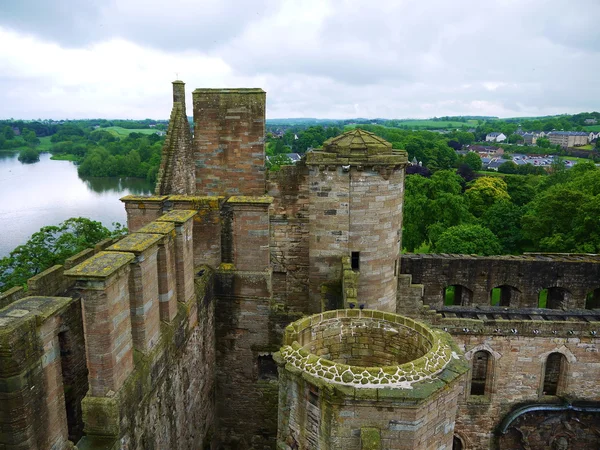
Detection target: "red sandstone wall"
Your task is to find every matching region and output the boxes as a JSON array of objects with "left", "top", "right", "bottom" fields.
[{"left": 193, "top": 89, "right": 266, "bottom": 196}]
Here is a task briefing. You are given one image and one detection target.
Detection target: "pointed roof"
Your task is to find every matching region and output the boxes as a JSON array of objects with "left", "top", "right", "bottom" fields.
[{"left": 322, "top": 128, "right": 392, "bottom": 155}]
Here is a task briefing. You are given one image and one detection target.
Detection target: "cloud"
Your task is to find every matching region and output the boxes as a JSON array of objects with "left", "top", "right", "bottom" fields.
[{"left": 0, "top": 0, "right": 599, "bottom": 119}]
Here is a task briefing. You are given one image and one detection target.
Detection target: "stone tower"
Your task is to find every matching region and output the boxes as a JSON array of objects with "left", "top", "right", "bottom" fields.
[
  {"left": 193, "top": 88, "right": 266, "bottom": 196},
  {"left": 155, "top": 81, "right": 195, "bottom": 195},
  {"left": 305, "top": 129, "right": 408, "bottom": 313}
]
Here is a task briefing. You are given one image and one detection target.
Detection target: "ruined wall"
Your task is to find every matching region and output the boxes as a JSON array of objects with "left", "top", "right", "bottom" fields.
[
  {"left": 0, "top": 296, "right": 88, "bottom": 450},
  {"left": 401, "top": 253, "right": 600, "bottom": 308},
  {"left": 451, "top": 332, "right": 600, "bottom": 449},
  {"left": 193, "top": 88, "right": 266, "bottom": 196}
]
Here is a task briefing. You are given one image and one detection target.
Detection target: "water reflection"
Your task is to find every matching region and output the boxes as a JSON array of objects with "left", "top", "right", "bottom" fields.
[
  {"left": 0, "top": 152, "right": 154, "bottom": 257},
  {"left": 81, "top": 176, "right": 155, "bottom": 195}
]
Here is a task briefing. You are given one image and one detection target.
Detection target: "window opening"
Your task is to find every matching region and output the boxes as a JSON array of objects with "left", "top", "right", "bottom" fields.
[
  {"left": 470, "top": 350, "right": 490, "bottom": 395},
  {"left": 351, "top": 252, "right": 360, "bottom": 271}
]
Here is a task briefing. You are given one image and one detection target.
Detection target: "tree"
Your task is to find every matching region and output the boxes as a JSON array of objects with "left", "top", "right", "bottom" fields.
[
  {"left": 508, "top": 134, "right": 524, "bottom": 144},
  {"left": 266, "top": 154, "right": 293, "bottom": 171},
  {"left": 536, "top": 137, "right": 551, "bottom": 149},
  {"left": 498, "top": 161, "right": 518, "bottom": 174},
  {"left": 457, "top": 164, "right": 475, "bottom": 182},
  {"left": 463, "top": 152, "right": 482, "bottom": 171},
  {"left": 18, "top": 147, "right": 40, "bottom": 163},
  {"left": 455, "top": 131, "right": 475, "bottom": 146},
  {"left": 480, "top": 201, "right": 525, "bottom": 253},
  {"left": 432, "top": 224, "right": 502, "bottom": 255},
  {"left": 2, "top": 125, "right": 14, "bottom": 140},
  {"left": 465, "top": 177, "right": 511, "bottom": 217},
  {"left": 0, "top": 217, "right": 126, "bottom": 290},
  {"left": 22, "top": 128, "right": 40, "bottom": 146}
]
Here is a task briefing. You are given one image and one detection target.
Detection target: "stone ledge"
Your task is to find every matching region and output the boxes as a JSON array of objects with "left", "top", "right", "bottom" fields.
[{"left": 64, "top": 252, "right": 135, "bottom": 279}]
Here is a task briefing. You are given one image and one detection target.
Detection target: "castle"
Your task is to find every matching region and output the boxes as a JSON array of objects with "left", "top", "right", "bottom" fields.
[{"left": 0, "top": 81, "right": 599, "bottom": 450}]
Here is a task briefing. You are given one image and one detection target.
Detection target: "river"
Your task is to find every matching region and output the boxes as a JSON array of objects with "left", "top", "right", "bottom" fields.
[{"left": 0, "top": 152, "right": 153, "bottom": 258}]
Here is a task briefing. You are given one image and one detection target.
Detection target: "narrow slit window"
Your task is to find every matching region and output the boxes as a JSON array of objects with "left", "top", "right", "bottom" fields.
[
  {"left": 351, "top": 252, "right": 360, "bottom": 271},
  {"left": 470, "top": 351, "right": 490, "bottom": 396}
]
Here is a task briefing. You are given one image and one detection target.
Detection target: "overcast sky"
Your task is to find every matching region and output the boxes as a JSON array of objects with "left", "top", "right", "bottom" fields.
[{"left": 0, "top": 0, "right": 599, "bottom": 120}]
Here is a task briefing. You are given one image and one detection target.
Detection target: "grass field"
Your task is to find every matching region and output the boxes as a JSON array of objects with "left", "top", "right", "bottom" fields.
[
  {"left": 393, "top": 119, "right": 479, "bottom": 129},
  {"left": 584, "top": 125, "right": 600, "bottom": 132},
  {"left": 574, "top": 144, "right": 594, "bottom": 150},
  {"left": 103, "top": 126, "right": 159, "bottom": 137}
]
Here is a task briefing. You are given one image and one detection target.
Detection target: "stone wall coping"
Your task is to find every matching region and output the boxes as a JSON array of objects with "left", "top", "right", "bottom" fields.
[
  {"left": 305, "top": 152, "right": 408, "bottom": 166},
  {"left": 193, "top": 88, "right": 265, "bottom": 94},
  {"left": 0, "top": 296, "right": 73, "bottom": 331},
  {"left": 226, "top": 196, "right": 274, "bottom": 205},
  {"left": 402, "top": 252, "right": 600, "bottom": 263},
  {"left": 278, "top": 309, "right": 459, "bottom": 390},
  {"left": 107, "top": 233, "right": 163, "bottom": 254},
  {"left": 156, "top": 210, "right": 197, "bottom": 224},
  {"left": 64, "top": 251, "right": 135, "bottom": 279},
  {"left": 120, "top": 195, "right": 168, "bottom": 203},
  {"left": 135, "top": 221, "right": 175, "bottom": 235},
  {"left": 168, "top": 196, "right": 224, "bottom": 209}
]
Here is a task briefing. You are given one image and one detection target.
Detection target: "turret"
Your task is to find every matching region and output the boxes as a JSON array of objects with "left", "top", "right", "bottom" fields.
[{"left": 306, "top": 129, "right": 408, "bottom": 312}]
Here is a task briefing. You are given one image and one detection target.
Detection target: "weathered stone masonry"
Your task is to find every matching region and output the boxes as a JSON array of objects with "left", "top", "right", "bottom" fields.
[{"left": 1, "top": 80, "right": 600, "bottom": 450}]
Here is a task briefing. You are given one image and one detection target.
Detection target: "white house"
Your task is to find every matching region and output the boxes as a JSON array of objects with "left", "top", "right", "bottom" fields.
[{"left": 486, "top": 132, "right": 507, "bottom": 142}]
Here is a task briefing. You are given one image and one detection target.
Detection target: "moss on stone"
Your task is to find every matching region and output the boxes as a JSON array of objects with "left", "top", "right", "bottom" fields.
[
  {"left": 157, "top": 209, "right": 197, "bottom": 224},
  {"left": 64, "top": 252, "right": 134, "bottom": 279},
  {"left": 107, "top": 233, "right": 163, "bottom": 254},
  {"left": 136, "top": 221, "right": 175, "bottom": 235},
  {"left": 227, "top": 196, "right": 274, "bottom": 205}
]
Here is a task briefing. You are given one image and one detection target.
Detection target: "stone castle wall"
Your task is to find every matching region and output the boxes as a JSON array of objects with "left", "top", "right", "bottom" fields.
[
  {"left": 401, "top": 253, "right": 600, "bottom": 309},
  {"left": 193, "top": 88, "right": 266, "bottom": 196},
  {"left": 1, "top": 211, "right": 217, "bottom": 450}
]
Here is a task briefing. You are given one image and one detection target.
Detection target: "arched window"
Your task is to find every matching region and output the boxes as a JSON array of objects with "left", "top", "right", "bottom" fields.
[
  {"left": 444, "top": 285, "right": 473, "bottom": 306},
  {"left": 490, "top": 285, "right": 520, "bottom": 307},
  {"left": 470, "top": 350, "right": 491, "bottom": 396},
  {"left": 542, "top": 352, "right": 567, "bottom": 396},
  {"left": 585, "top": 288, "right": 600, "bottom": 309},
  {"left": 538, "top": 287, "right": 569, "bottom": 309}
]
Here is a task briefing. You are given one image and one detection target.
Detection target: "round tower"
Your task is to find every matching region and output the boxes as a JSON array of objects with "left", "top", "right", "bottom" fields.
[
  {"left": 306, "top": 129, "right": 408, "bottom": 312},
  {"left": 275, "top": 310, "right": 468, "bottom": 450}
]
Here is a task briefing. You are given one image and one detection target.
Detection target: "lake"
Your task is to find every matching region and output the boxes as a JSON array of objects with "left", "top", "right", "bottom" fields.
[{"left": 0, "top": 152, "right": 153, "bottom": 258}]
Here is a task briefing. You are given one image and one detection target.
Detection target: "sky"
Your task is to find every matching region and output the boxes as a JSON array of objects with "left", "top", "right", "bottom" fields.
[{"left": 0, "top": 0, "right": 599, "bottom": 120}]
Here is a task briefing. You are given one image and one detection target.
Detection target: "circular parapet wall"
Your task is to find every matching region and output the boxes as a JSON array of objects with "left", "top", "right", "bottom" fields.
[{"left": 279, "top": 309, "right": 457, "bottom": 389}]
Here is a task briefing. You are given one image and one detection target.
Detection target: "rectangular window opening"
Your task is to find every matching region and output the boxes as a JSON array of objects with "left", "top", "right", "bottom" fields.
[{"left": 351, "top": 251, "right": 360, "bottom": 271}]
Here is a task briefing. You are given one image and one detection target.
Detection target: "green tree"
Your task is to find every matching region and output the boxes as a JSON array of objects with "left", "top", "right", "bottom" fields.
[
  {"left": 432, "top": 224, "right": 502, "bottom": 255},
  {"left": 480, "top": 201, "right": 525, "bottom": 253},
  {"left": 508, "top": 134, "right": 524, "bottom": 144},
  {"left": 18, "top": 147, "right": 40, "bottom": 163},
  {"left": 455, "top": 131, "right": 475, "bottom": 146},
  {"left": 22, "top": 128, "right": 40, "bottom": 146},
  {"left": 465, "top": 177, "right": 511, "bottom": 217},
  {"left": 0, "top": 218, "right": 126, "bottom": 290},
  {"left": 521, "top": 185, "right": 600, "bottom": 252},
  {"left": 463, "top": 152, "right": 482, "bottom": 171},
  {"left": 536, "top": 137, "right": 551, "bottom": 148},
  {"left": 2, "top": 126, "right": 14, "bottom": 140},
  {"left": 498, "top": 161, "right": 518, "bottom": 174}
]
